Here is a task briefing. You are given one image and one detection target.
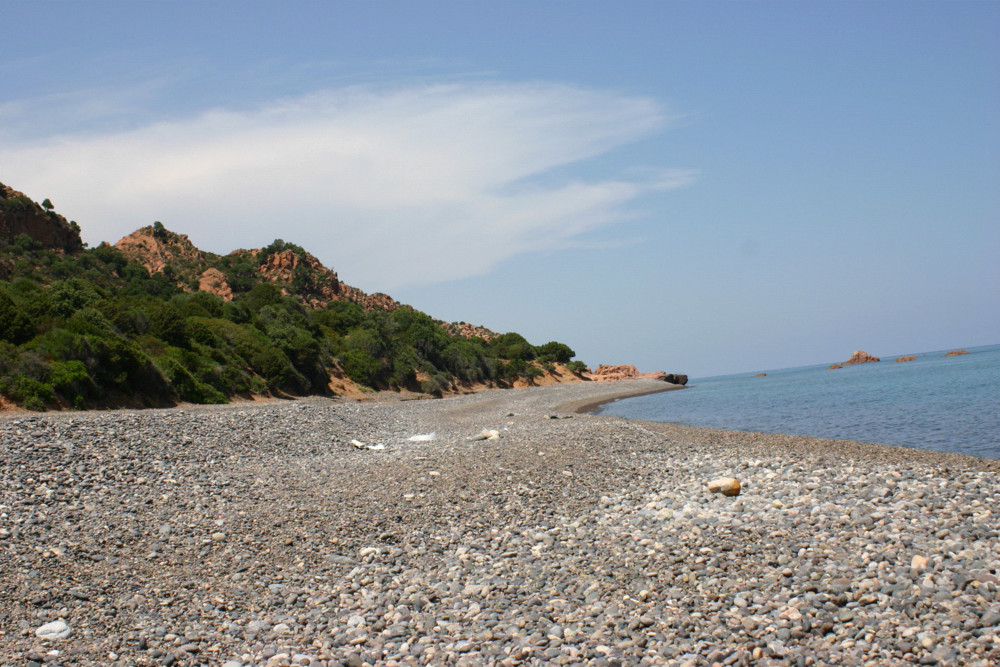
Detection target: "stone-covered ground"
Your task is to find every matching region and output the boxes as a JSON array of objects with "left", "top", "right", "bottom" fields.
[{"left": 2, "top": 380, "right": 998, "bottom": 666}]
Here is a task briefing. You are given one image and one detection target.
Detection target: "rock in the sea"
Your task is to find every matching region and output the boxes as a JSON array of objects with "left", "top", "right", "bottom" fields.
[
  {"left": 707, "top": 477, "right": 742, "bottom": 496},
  {"left": 895, "top": 356, "right": 916, "bottom": 363},
  {"left": 35, "top": 620, "right": 71, "bottom": 640},
  {"left": 944, "top": 349, "right": 969, "bottom": 357},
  {"left": 754, "top": 373, "right": 767, "bottom": 377},
  {"left": 842, "top": 350, "right": 880, "bottom": 366},
  {"left": 828, "top": 363, "right": 843, "bottom": 370}
]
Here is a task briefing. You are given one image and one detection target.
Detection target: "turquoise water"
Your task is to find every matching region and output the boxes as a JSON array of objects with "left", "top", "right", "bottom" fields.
[{"left": 597, "top": 344, "right": 1000, "bottom": 459}]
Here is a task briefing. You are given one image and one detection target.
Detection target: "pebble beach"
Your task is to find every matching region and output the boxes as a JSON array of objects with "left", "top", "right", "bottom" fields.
[{"left": 2, "top": 379, "right": 998, "bottom": 667}]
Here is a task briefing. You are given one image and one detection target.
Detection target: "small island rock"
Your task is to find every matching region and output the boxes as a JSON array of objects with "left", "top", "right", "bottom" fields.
[
  {"left": 944, "top": 350, "right": 969, "bottom": 357},
  {"left": 843, "top": 350, "right": 880, "bottom": 366},
  {"left": 895, "top": 356, "right": 916, "bottom": 363}
]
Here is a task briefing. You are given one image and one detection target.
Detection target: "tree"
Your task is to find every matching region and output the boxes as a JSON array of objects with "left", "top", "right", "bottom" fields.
[
  {"left": 41, "top": 198, "right": 54, "bottom": 211},
  {"left": 535, "top": 341, "right": 575, "bottom": 363}
]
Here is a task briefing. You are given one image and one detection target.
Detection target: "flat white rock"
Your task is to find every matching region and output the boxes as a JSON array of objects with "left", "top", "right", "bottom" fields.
[{"left": 35, "top": 620, "right": 71, "bottom": 640}]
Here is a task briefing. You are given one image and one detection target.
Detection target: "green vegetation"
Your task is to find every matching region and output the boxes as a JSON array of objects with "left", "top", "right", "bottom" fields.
[{"left": 0, "top": 216, "right": 586, "bottom": 411}]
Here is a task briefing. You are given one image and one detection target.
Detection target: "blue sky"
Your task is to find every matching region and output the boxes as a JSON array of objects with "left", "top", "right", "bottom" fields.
[{"left": 2, "top": 1, "right": 997, "bottom": 377}]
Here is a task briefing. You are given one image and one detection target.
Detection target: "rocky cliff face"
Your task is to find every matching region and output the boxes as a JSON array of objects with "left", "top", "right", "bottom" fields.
[
  {"left": 115, "top": 226, "right": 212, "bottom": 275},
  {"left": 197, "top": 268, "right": 234, "bottom": 301},
  {"left": 113, "top": 227, "right": 500, "bottom": 339},
  {"left": 0, "top": 183, "right": 82, "bottom": 252}
]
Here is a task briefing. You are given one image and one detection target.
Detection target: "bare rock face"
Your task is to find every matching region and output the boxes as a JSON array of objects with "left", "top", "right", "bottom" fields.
[
  {"left": 895, "top": 356, "right": 916, "bottom": 363},
  {"left": 441, "top": 321, "right": 497, "bottom": 341},
  {"left": 198, "top": 268, "right": 233, "bottom": 302},
  {"left": 842, "top": 350, "right": 880, "bottom": 366},
  {"left": 0, "top": 183, "right": 82, "bottom": 252},
  {"left": 115, "top": 226, "right": 209, "bottom": 276}
]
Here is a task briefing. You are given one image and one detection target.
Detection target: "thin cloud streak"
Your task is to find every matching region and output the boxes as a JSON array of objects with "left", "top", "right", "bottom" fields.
[{"left": 1, "top": 81, "right": 693, "bottom": 290}]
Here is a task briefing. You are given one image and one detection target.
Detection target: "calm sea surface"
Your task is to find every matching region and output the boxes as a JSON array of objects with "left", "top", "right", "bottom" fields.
[{"left": 597, "top": 344, "right": 1000, "bottom": 460}]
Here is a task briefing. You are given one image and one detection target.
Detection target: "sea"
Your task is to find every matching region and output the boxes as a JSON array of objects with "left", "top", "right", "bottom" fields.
[{"left": 596, "top": 344, "right": 1000, "bottom": 460}]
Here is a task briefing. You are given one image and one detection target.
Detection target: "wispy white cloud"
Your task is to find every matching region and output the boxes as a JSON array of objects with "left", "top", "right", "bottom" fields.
[{"left": 0, "top": 81, "right": 694, "bottom": 290}]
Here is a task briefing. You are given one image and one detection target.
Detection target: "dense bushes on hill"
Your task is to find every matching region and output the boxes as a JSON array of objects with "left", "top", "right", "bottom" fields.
[{"left": 0, "top": 223, "right": 585, "bottom": 410}]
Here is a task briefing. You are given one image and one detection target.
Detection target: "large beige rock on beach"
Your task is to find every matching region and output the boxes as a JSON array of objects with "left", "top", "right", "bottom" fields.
[{"left": 707, "top": 477, "right": 742, "bottom": 496}]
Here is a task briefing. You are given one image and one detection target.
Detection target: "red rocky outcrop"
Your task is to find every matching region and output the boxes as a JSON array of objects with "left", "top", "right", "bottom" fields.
[
  {"left": 842, "top": 350, "right": 880, "bottom": 366},
  {"left": 198, "top": 268, "right": 234, "bottom": 302},
  {"left": 0, "top": 183, "right": 82, "bottom": 252},
  {"left": 590, "top": 364, "right": 687, "bottom": 385}
]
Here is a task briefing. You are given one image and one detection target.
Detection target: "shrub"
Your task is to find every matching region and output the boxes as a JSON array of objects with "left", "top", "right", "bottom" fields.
[
  {"left": 565, "top": 360, "right": 588, "bottom": 374},
  {"left": 149, "top": 303, "right": 188, "bottom": 346},
  {"left": 341, "top": 348, "right": 382, "bottom": 387},
  {"left": 48, "top": 278, "right": 103, "bottom": 319},
  {"left": 535, "top": 341, "right": 575, "bottom": 364},
  {"left": 171, "top": 291, "right": 225, "bottom": 319},
  {"left": 153, "top": 351, "right": 228, "bottom": 404},
  {"left": 312, "top": 300, "right": 365, "bottom": 334},
  {"left": 11, "top": 233, "right": 42, "bottom": 253},
  {"left": 501, "top": 358, "right": 527, "bottom": 380},
  {"left": 523, "top": 366, "right": 544, "bottom": 382},
  {"left": 221, "top": 258, "right": 257, "bottom": 294},
  {"left": 49, "top": 360, "right": 98, "bottom": 402},
  {"left": 0, "top": 290, "right": 33, "bottom": 344},
  {"left": 444, "top": 338, "right": 494, "bottom": 383},
  {"left": 490, "top": 332, "right": 536, "bottom": 361},
  {"left": 3, "top": 376, "right": 53, "bottom": 411},
  {"left": 66, "top": 307, "right": 115, "bottom": 337},
  {"left": 420, "top": 373, "right": 450, "bottom": 397}
]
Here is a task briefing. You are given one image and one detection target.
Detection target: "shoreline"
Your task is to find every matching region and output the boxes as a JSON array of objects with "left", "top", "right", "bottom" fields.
[
  {"left": 2, "top": 381, "right": 998, "bottom": 665},
  {"left": 554, "top": 379, "right": 687, "bottom": 415}
]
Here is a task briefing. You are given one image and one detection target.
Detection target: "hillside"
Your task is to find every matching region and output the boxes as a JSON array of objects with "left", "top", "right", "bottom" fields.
[{"left": 0, "top": 183, "right": 593, "bottom": 411}]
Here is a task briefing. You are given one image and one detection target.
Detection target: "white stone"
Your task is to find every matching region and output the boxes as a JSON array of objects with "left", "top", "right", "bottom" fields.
[{"left": 35, "top": 620, "right": 71, "bottom": 640}]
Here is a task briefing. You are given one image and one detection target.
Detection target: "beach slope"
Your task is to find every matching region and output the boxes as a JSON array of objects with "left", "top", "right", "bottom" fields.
[{"left": 1, "top": 381, "right": 997, "bottom": 665}]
